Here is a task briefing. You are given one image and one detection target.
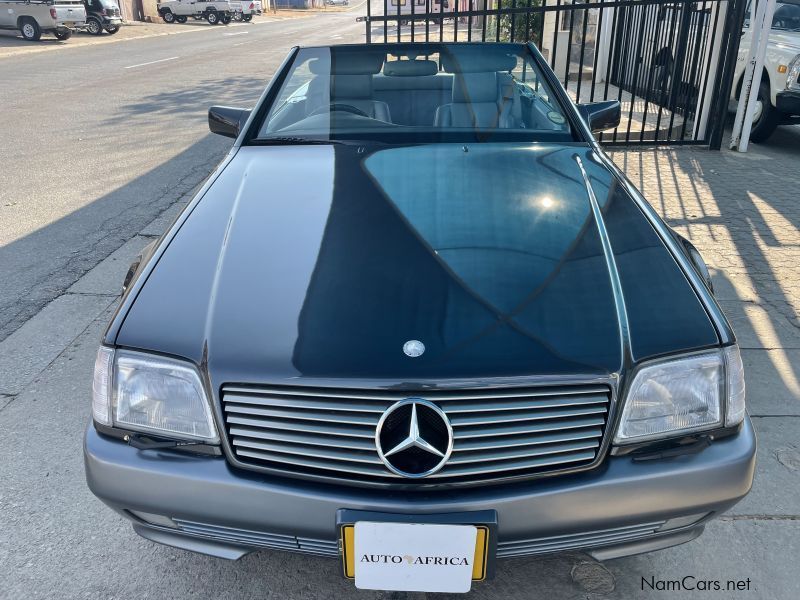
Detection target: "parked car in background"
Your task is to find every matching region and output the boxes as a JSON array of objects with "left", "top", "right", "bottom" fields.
[
  {"left": 84, "top": 42, "right": 754, "bottom": 595},
  {"left": 732, "top": 0, "right": 800, "bottom": 141},
  {"left": 326, "top": 0, "right": 349, "bottom": 6},
  {"left": 252, "top": 0, "right": 261, "bottom": 14},
  {"left": 157, "top": 0, "right": 234, "bottom": 25},
  {"left": 230, "top": 1, "right": 255, "bottom": 21},
  {"left": 0, "top": 0, "right": 86, "bottom": 40},
  {"left": 83, "top": 0, "right": 121, "bottom": 34}
]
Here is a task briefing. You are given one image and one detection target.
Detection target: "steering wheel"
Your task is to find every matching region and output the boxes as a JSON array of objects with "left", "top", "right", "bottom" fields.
[{"left": 309, "top": 103, "right": 371, "bottom": 118}]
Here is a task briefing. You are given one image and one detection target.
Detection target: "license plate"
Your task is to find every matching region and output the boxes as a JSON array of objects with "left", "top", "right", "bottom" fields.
[{"left": 341, "top": 522, "right": 489, "bottom": 593}]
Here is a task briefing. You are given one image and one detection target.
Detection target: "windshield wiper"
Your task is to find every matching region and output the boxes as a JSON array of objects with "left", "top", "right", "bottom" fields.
[{"left": 253, "top": 136, "right": 371, "bottom": 146}]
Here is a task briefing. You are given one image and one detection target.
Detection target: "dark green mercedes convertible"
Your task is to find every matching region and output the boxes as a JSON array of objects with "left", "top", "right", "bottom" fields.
[{"left": 85, "top": 43, "right": 754, "bottom": 594}]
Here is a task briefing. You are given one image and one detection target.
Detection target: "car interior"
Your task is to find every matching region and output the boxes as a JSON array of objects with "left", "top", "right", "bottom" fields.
[{"left": 260, "top": 45, "right": 573, "bottom": 139}]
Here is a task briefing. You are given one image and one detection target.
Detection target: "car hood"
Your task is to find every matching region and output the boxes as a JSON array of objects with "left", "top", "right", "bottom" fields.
[
  {"left": 770, "top": 31, "right": 800, "bottom": 53},
  {"left": 116, "top": 143, "right": 718, "bottom": 386}
]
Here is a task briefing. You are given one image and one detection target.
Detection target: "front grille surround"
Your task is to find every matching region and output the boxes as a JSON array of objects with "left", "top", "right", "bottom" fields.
[{"left": 220, "top": 379, "right": 616, "bottom": 488}]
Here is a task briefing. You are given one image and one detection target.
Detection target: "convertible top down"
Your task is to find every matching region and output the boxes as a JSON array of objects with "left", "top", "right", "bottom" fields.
[{"left": 85, "top": 43, "right": 754, "bottom": 594}]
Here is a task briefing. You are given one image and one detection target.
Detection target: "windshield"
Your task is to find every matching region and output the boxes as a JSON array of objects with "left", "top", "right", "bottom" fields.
[{"left": 253, "top": 43, "right": 576, "bottom": 145}]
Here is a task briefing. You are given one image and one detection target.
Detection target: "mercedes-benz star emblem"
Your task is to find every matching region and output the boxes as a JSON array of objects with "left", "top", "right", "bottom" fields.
[
  {"left": 375, "top": 399, "right": 453, "bottom": 478},
  {"left": 403, "top": 340, "right": 425, "bottom": 358}
]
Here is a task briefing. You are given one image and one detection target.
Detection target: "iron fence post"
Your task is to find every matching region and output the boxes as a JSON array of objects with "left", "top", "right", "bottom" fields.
[{"left": 708, "top": 0, "right": 748, "bottom": 149}]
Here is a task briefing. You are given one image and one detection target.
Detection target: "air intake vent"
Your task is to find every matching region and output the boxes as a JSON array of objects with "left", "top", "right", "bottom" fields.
[{"left": 222, "top": 383, "right": 611, "bottom": 486}]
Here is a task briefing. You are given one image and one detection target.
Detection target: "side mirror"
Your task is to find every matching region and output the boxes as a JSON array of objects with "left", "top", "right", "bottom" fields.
[
  {"left": 673, "top": 231, "right": 714, "bottom": 294},
  {"left": 122, "top": 240, "right": 158, "bottom": 293},
  {"left": 208, "top": 106, "right": 251, "bottom": 139},
  {"left": 577, "top": 100, "right": 621, "bottom": 133}
]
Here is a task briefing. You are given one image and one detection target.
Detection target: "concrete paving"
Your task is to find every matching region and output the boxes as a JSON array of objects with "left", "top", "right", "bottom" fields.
[{"left": 1, "top": 9, "right": 799, "bottom": 598}]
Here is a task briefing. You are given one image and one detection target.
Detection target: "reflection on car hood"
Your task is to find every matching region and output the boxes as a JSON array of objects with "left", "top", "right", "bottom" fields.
[{"left": 116, "top": 143, "right": 718, "bottom": 386}]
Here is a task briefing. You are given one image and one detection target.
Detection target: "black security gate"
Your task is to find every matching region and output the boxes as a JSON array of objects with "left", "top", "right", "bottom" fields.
[{"left": 361, "top": 0, "right": 746, "bottom": 146}]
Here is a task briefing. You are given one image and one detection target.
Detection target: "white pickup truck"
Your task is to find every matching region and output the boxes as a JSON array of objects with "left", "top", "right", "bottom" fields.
[
  {"left": 734, "top": 0, "right": 800, "bottom": 141},
  {"left": 157, "top": 0, "right": 234, "bottom": 25},
  {"left": 0, "top": 0, "right": 86, "bottom": 40},
  {"left": 230, "top": 1, "right": 256, "bottom": 21}
]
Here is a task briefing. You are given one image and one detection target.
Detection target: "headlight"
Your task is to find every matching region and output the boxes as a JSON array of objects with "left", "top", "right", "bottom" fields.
[
  {"left": 614, "top": 346, "right": 745, "bottom": 444},
  {"left": 91, "top": 347, "right": 219, "bottom": 443},
  {"left": 787, "top": 55, "right": 800, "bottom": 91}
]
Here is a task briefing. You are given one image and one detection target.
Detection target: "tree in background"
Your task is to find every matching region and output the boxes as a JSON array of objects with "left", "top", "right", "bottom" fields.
[{"left": 494, "top": 0, "right": 544, "bottom": 43}]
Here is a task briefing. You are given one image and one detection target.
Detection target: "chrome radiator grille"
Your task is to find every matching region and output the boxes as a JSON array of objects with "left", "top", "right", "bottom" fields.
[{"left": 221, "top": 383, "right": 611, "bottom": 485}]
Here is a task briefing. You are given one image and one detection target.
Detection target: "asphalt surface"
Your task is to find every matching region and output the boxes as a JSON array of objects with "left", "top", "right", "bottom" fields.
[
  {"left": 2, "top": 10, "right": 800, "bottom": 600},
  {"left": 0, "top": 7, "right": 366, "bottom": 343}
]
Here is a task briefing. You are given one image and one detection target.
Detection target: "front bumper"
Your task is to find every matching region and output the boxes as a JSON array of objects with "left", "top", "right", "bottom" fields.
[
  {"left": 85, "top": 417, "right": 756, "bottom": 562},
  {"left": 776, "top": 90, "right": 800, "bottom": 117}
]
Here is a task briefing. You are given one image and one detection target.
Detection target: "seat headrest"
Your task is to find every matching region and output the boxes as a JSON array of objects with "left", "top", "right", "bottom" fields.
[
  {"left": 452, "top": 72, "right": 498, "bottom": 104},
  {"left": 309, "top": 52, "right": 385, "bottom": 75},
  {"left": 331, "top": 74, "right": 373, "bottom": 99},
  {"left": 441, "top": 50, "right": 517, "bottom": 74},
  {"left": 383, "top": 60, "right": 438, "bottom": 77}
]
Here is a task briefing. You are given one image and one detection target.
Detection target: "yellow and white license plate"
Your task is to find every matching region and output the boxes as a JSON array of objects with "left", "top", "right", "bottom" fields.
[{"left": 341, "top": 522, "right": 489, "bottom": 593}]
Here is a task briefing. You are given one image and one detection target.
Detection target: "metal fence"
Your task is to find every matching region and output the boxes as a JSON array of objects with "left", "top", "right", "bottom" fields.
[{"left": 362, "top": 0, "right": 746, "bottom": 146}]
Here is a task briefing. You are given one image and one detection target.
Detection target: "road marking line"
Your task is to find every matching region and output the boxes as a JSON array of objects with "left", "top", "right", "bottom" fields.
[
  {"left": 124, "top": 56, "right": 179, "bottom": 69},
  {"left": 224, "top": 31, "right": 249, "bottom": 36},
  {"left": 233, "top": 40, "right": 257, "bottom": 46}
]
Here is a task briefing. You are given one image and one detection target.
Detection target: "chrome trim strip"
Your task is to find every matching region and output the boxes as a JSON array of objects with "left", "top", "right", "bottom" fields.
[
  {"left": 589, "top": 150, "right": 733, "bottom": 345},
  {"left": 496, "top": 520, "right": 666, "bottom": 558},
  {"left": 574, "top": 154, "right": 632, "bottom": 370}
]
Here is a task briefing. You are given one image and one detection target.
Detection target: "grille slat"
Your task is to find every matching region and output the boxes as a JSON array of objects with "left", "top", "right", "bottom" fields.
[
  {"left": 453, "top": 427, "right": 603, "bottom": 451},
  {"left": 232, "top": 437, "right": 384, "bottom": 465},
  {"left": 452, "top": 416, "right": 607, "bottom": 439},
  {"left": 222, "top": 383, "right": 611, "bottom": 486},
  {"left": 223, "top": 404, "right": 377, "bottom": 426},
  {"left": 439, "top": 449, "right": 598, "bottom": 477},
  {"left": 236, "top": 448, "right": 400, "bottom": 478},
  {"left": 225, "top": 393, "right": 388, "bottom": 413},
  {"left": 439, "top": 393, "right": 608, "bottom": 413},
  {"left": 447, "top": 439, "right": 600, "bottom": 465},
  {"left": 229, "top": 425, "right": 376, "bottom": 451},
  {"left": 226, "top": 415, "right": 374, "bottom": 439},
  {"left": 449, "top": 405, "right": 607, "bottom": 427},
  {"left": 223, "top": 384, "right": 608, "bottom": 402}
]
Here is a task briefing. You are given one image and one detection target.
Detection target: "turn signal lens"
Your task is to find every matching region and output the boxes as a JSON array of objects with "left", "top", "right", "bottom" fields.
[
  {"left": 92, "top": 346, "right": 114, "bottom": 425},
  {"left": 724, "top": 345, "right": 746, "bottom": 426}
]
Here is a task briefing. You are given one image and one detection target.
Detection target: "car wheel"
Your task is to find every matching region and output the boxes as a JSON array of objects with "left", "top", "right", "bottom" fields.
[
  {"left": 242, "top": 14, "right": 252, "bottom": 21},
  {"left": 221, "top": 14, "right": 231, "bottom": 24},
  {"left": 53, "top": 28, "right": 72, "bottom": 40},
  {"left": 749, "top": 80, "right": 780, "bottom": 143},
  {"left": 162, "top": 10, "right": 175, "bottom": 23},
  {"left": 105, "top": 25, "right": 120, "bottom": 34},
  {"left": 233, "top": 12, "right": 243, "bottom": 21},
  {"left": 206, "top": 11, "right": 219, "bottom": 24},
  {"left": 175, "top": 15, "right": 187, "bottom": 23},
  {"left": 86, "top": 17, "right": 102, "bottom": 35},
  {"left": 19, "top": 17, "right": 41, "bottom": 41}
]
